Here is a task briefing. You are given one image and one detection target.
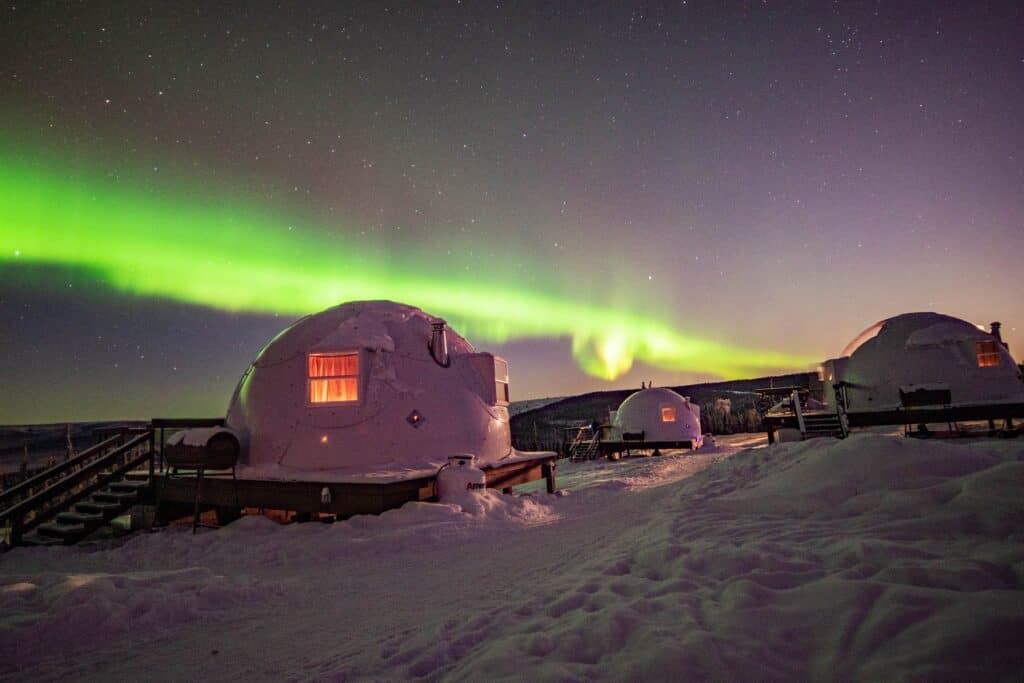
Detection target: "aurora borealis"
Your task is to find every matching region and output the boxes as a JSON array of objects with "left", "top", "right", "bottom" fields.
[
  {"left": 0, "top": 145, "right": 811, "bottom": 381},
  {"left": 2, "top": 2, "right": 1023, "bottom": 423}
]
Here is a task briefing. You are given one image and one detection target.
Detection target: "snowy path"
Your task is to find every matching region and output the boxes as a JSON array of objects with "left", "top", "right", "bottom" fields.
[{"left": 3, "top": 434, "right": 1024, "bottom": 681}]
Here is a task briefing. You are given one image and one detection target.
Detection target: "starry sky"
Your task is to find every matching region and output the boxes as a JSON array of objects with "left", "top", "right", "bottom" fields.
[{"left": 1, "top": 1, "right": 1022, "bottom": 424}]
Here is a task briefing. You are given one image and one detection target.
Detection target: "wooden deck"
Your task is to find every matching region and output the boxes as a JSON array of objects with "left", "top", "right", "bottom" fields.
[
  {"left": 763, "top": 402, "right": 1024, "bottom": 443},
  {"left": 146, "top": 455, "right": 557, "bottom": 521},
  {"left": 598, "top": 440, "right": 699, "bottom": 457}
]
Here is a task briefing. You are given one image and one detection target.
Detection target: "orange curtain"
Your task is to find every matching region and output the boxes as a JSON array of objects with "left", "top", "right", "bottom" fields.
[
  {"left": 309, "top": 377, "right": 358, "bottom": 403},
  {"left": 308, "top": 353, "right": 358, "bottom": 378}
]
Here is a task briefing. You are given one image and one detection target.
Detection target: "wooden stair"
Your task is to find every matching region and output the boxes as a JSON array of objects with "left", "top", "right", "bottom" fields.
[
  {"left": 1, "top": 431, "right": 156, "bottom": 548},
  {"left": 801, "top": 413, "right": 846, "bottom": 440},
  {"left": 569, "top": 435, "right": 601, "bottom": 461},
  {"left": 25, "top": 477, "right": 150, "bottom": 545}
]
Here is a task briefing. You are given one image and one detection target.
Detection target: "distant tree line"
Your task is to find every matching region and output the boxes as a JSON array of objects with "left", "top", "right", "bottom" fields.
[{"left": 697, "top": 399, "right": 762, "bottom": 435}]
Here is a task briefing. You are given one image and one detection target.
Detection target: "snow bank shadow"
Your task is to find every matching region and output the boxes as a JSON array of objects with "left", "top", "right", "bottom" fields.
[{"left": 0, "top": 566, "right": 261, "bottom": 669}]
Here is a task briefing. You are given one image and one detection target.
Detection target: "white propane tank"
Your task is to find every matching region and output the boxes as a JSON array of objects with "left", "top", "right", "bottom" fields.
[{"left": 437, "top": 454, "right": 487, "bottom": 500}]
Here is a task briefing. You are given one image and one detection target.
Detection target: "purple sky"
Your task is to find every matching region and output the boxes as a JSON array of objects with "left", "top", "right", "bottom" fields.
[{"left": 1, "top": 1, "right": 1022, "bottom": 422}]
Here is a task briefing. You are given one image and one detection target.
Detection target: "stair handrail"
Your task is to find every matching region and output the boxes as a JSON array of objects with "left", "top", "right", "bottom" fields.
[
  {"left": 792, "top": 390, "right": 807, "bottom": 435},
  {"left": 568, "top": 424, "right": 590, "bottom": 460},
  {"left": 1, "top": 431, "right": 155, "bottom": 546},
  {"left": 833, "top": 382, "right": 851, "bottom": 438},
  {"left": 0, "top": 432, "right": 126, "bottom": 509}
]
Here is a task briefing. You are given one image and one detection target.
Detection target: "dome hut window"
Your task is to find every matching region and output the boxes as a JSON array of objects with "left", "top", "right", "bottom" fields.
[
  {"left": 494, "top": 357, "right": 510, "bottom": 405},
  {"left": 660, "top": 406, "right": 676, "bottom": 422},
  {"left": 976, "top": 340, "right": 1002, "bottom": 368},
  {"left": 308, "top": 352, "right": 360, "bottom": 404}
]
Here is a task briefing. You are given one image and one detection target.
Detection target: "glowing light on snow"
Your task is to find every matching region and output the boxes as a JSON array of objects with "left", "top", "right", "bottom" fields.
[{"left": 0, "top": 148, "right": 813, "bottom": 379}]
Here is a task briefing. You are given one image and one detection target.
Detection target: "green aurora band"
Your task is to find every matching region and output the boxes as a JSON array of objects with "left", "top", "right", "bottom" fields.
[{"left": 0, "top": 149, "right": 814, "bottom": 380}]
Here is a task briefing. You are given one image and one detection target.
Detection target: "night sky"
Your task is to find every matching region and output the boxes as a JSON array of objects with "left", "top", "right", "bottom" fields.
[{"left": 2, "top": 1, "right": 1022, "bottom": 424}]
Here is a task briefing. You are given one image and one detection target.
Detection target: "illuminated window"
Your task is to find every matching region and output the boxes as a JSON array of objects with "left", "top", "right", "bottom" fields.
[
  {"left": 661, "top": 406, "right": 676, "bottom": 422},
  {"left": 976, "top": 340, "right": 1001, "bottom": 368},
  {"left": 308, "top": 353, "right": 359, "bottom": 403},
  {"left": 494, "top": 357, "right": 510, "bottom": 405}
]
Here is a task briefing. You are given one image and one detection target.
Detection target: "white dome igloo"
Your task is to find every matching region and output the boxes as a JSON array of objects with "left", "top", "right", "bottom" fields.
[
  {"left": 226, "top": 301, "right": 513, "bottom": 475},
  {"left": 821, "top": 312, "right": 1024, "bottom": 412},
  {"left": 613, "top": 387, "right": 702, "bottom": 442}
]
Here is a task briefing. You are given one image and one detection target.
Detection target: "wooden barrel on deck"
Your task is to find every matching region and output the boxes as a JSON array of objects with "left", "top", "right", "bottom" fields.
[{"left": 164, "top": 428, "right": 240, "bottom": 469}]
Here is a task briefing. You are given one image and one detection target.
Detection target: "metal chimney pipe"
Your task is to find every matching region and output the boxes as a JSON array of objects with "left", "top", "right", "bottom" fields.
[
  {"left": 990, "top": 322, "right": 1008, "bottom": 349},
  {"left": 430, "top": 320, "right": 450, "bottom": 367}
]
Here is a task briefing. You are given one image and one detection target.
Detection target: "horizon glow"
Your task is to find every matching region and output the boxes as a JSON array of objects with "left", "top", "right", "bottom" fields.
[{"left": 0, "top": 148, "right": 814, "bottom": 380}]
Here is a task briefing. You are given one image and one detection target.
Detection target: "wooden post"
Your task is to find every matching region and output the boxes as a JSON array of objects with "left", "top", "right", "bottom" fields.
[
  {"left": 192, "top": 467, "right": 204, "bottom": 534},
  {"left": 766, "top": 427, "right": 775, "bottom": 445},
  {"left": 542, "top": 462, "right": 556, "bottom": 494},
  {"left": 148, "top": 431, "right": 155, "bottom": 481},
  {"left": 65, "top": 423, "right": 75, "bottom": 461},
  {"left": 9, "top": 515, "right": 23, "bottom": 547}
]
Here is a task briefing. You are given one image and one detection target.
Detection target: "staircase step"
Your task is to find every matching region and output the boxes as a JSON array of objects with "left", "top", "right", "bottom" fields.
[
  {"left": 36, "top": 521, "right": 87, "bottom": 540},
  {"left": 109, "top": 479, "right": 150, "bottom": 493},
  {"left": 57, "top": 510, "right": 105, "bottom": 525},
  {"left": 20, "top": 532, "right": 67, "bottom": 547},
  {"left": 124, "top": 472, "right": 151, "bottom": 481},
  {"left": 76, "top": 500, "right": 124, "bottom": 515},
  {"left": 92, "top": 490, "right": 138, "bottom": 504}
]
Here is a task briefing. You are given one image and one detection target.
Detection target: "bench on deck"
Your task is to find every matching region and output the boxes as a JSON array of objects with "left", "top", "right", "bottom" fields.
[
  {"left": 899, "top": 385, "right": 957, "bottom": 437},
  {"left": 899, "top": 386, "right": 952, "bottom": 409}
]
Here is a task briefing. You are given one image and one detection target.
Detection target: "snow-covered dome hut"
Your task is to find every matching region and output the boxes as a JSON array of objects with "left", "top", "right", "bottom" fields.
[
  {"left": 612, "top": 387, "right": 703, "bottom": 446},
  {"left": 820, "top": 312, "right": 1024, "bottom": 413},
  {"left": 225, "top": 301, "right": 516, "bottom": 476}
]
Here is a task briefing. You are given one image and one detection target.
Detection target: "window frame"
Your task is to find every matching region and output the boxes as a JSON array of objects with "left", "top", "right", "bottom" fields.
[
  {"left": 306, "top": 350, "right": 362, "bottom": 406},
  {"left": 975, "top": 340, "right": 1002, "bottom": 368},
  {"left": 660, "top": 405, "right": 677, "bottom": 423}
]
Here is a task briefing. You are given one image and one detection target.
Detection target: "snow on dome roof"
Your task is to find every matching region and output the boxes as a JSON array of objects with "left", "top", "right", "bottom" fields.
[
  {"left": 840, "top": 320, "right": 885, "bottom": 357},
  {"left": 827, "top": 311, "right": 1024, "bottom": 412},
  {"left": 840, "top": 312, "right": 985, "bottom": 358},
  {"left": 252, "top": 300, "right": 475, "bottom": 368}
]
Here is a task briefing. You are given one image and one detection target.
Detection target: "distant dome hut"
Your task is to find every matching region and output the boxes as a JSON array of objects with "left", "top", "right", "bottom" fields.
[
  {"left": 821, "top": 312, "right": 1024, "bottom": 413},
  {"left": 225, "top": 300, "right": 519, "bottom": 476},
  {"left": 612, "top": 387, "right": 703, "bottom": 446}
]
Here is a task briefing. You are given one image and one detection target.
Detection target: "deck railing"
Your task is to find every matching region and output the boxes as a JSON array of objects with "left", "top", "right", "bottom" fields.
[{"left": 0, "top": 432, "right": 127, "bottom": 511}]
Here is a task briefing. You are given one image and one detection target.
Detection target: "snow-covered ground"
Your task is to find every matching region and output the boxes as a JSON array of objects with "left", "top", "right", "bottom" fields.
[{"left": 2, "top": 432, "right": 1024, "bottom": 681}]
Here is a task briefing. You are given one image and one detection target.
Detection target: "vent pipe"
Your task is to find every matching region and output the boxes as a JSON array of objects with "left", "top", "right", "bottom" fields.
[
  {"left": 429, "top": 320, "right": 450, "bottom": 367},
  {"left": 991, "top": 322, "right": 1008, "bottom": 350}
]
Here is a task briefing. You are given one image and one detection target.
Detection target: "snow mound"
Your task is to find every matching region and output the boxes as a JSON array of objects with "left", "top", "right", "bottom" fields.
[
  {"left": 3, "top": 436, "right": 1023, "bottom": 680},
  {"left": 0, "top": 566, "right": 260, "bottom": 666},
  {"left": 367, "top": 436, "right": 1024, "bottom": 680}
]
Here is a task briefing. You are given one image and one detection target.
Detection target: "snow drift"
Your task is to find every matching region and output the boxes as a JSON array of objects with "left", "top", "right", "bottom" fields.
[{"left": 2, "top": 436, "right": 1023, "bottom": 681}]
